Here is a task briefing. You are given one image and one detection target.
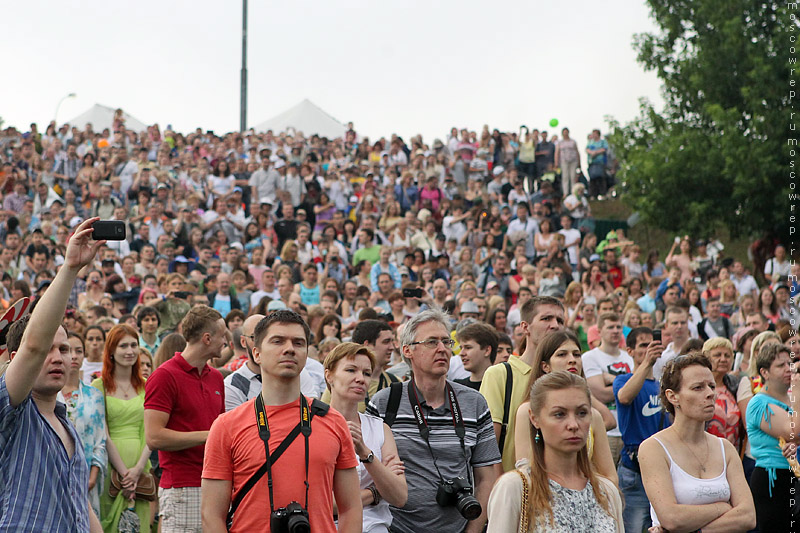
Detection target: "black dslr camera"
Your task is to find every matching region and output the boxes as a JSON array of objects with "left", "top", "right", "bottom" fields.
[
  {"left": 270, "top": 502, "right": 310, "bottom": 533},
  {"left": 435, "top": 477, "right": 482, "bottom": 520}
]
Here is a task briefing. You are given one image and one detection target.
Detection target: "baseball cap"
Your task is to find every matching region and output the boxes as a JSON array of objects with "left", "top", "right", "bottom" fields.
[
  {"left": 349, "top": 195, "right": 359, "bottom": 203},
  {"left": 273, "top": 159, "right": 286, "bottom": 170},
  {"left": 493, "top": 166, "right": 505, "bottom": 177},
  {"left": 267, "top": 300, "right": 287, "bottom": 311},
  {"left": 233, "top": 186, "right": 243, "bottom": 194},
  {"left": 259, "top": 196, "right": 275, "bottom": 205}
]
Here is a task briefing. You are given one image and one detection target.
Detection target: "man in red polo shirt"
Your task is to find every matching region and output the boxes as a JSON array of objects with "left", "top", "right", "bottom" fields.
[{"left": 145, "top": 305, "right": 227, "bottom": 532}]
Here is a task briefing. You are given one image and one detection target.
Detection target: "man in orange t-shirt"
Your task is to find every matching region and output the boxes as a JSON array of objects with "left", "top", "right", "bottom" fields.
[{"left": 202, "top": 310, "right": 361, "bottom": 532}]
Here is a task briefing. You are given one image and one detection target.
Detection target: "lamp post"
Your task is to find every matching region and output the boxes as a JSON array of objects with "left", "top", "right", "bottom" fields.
[
  {"left": 240, "top": 0, "right": 248, "bottom": 132},
  {"left": 54, "top": 92, "right": 77, "bottom": 125}
]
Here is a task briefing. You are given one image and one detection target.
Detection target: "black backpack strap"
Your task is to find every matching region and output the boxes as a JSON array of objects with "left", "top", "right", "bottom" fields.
[
  {"left": 383, "top": 382, "right": 404, "bottom": 428},
  {"left": 498, "top": 362, "right": 513, "bottom": 453},
  {"left": 226, "top": 399, "right": 327, "bottom": 528},
  {"left": 386, "top": 372, "right": 400, "bottom": 384}
]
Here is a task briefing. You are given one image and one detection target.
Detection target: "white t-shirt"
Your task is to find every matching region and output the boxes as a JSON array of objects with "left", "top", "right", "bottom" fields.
[
  {"left": 559, "top": 228, "right": 582, "bottom": 265},
  {"left": 300, "top": 357, "right": 327, "bottom": 398},
  {"left": 506, "top": 217, "right": 539, "bottom": 258},
  {"left": 582, "top": 347, "right": 634, "bottom": 437}
]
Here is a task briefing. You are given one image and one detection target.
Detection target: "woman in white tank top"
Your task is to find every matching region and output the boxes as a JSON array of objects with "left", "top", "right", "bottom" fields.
[
  {"left": 325, "top": 343, "right": 408, "bottom": 533},
  {"left": 639, "top": 353, "right": 755, "bottom": 532}
]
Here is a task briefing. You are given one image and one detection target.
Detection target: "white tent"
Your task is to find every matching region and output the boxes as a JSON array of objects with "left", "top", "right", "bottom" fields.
[
  {"left": 64, "top": 104, "right": 148, "bottom": 133},
  {"left": 255, "top": 99, "right": 346, "bottom": 139}
]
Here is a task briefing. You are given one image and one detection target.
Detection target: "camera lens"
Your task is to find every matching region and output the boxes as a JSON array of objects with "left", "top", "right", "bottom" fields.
[
  {"left": 456, "top": 494, "right": 482, "bottom": 521},
  {"left": 286, "top": 515, "right": 311, "bottom": 533}
]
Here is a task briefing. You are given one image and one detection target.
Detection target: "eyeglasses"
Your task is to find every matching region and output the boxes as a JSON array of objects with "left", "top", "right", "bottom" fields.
[{"left": 408, "top": 338, "right": 455, "bottom": 350}]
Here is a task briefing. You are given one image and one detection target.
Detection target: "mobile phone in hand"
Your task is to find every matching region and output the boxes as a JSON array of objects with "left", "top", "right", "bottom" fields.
[{"left": 92, "top": 221, "right": 126, "bottom": 241}]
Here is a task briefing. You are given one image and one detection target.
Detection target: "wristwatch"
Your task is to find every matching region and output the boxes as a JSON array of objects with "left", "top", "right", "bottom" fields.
[{"left": 360, "top": 451, "right": 375, "bottom": 464}]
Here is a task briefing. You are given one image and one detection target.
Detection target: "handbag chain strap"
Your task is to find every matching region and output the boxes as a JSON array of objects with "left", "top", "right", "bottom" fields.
[{"left": 516, "top": 469, "right": 530, "bottom": 533}]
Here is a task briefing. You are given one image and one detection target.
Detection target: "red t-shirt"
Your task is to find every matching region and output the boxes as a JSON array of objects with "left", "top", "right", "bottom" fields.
[
  {"left": 607, "top": 265, "right": 623, "bottom": 288},
  {"left": 203, "top": 396, "right": 358, "bottom": 533},
  {"left": 144, "top": 353, "right": 225, "bottom": 488}
]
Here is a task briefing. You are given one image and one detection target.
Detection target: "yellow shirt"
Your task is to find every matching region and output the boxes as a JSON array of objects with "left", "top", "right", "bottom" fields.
[{"left": 480, "top": 355, "right": 532, "bottom": 472}]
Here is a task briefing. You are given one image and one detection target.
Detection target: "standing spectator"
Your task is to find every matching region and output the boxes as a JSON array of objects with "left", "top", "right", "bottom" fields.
[
  {"left": 696, "top": 297, "right": 732, "bottom": 340},
  {"left": 586, "top": 129, "right": 609, "bottom": 199},
  {"left": 583, "top": 312, "right": 634, "bottom": 466},
  {"left": 730, "top": 261, "right": 759, "bottom": 299},
  {"left": 764, "top": 244, "right": 790, "bottom": 284},
  {"left": 554, "top": 127, "right": 581, "bottom": 197},
  {"left": 702, "top": 338, "right": 743, "bottom": 451},
  {"left": 367, "top": 309, "right": 501, "bottom": 533},
  {"left": 480, "top": 296, "right": 566, "bottom": 471},
  {"left": 613, "top": 327, "right": 668, "bottom": 533},
  {"left": 201, "top": 310, "right": 362, "bottom": 532},
  {"left": 639, "top": 354, "right": 756, "bottom": 532},
  {"left": 324, "top": 342, "right": 408, "bottom": 533},
  {"left": 454, "top": 323, "right": 499, "bottom": 391},
  {"left": 652, "top": 307, "right": 692, "bottom": 381},
  {"left": 223, "top": 314, "right": 264, "bottom": 411},
  {"left": 144, "top": 305, "right": 227, "bottom": 533},
  {"left": 534, "top": 131, "right": 555, "bottom": 183},
  {"left": 0, "top": 217, "right": 103, "bottom": 532},
  {"left": 745, "top": 343, "right": 799, "bottom": 531},
  {"left": 487, "top": 371, "right": 623, "bottom": 532},
  {"left": 92, "top": 324, "right": 152, "bottom": 532},
  {"left": 62, "top": 332, "right": 108, "bottom": 519}
]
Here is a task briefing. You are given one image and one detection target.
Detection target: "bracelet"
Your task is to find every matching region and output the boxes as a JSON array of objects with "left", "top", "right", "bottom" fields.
[{"left": 368, "top": 485, "right": 381, "bottom": 506}]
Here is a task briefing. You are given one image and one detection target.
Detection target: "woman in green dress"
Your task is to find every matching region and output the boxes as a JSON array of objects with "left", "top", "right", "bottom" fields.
[{"left": 92, "top": 324, "right": 151, "bottom": 532}]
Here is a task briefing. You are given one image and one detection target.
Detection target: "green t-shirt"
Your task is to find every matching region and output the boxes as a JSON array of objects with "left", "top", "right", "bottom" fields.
[{"left": 352, "top": 244, "right": 381, "bottom": 266}]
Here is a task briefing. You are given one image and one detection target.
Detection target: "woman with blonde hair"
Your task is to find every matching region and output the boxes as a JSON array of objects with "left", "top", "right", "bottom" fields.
[
  {"left": 324, "top": 343, "right": 407, "bottom": 532},
  {"left": 513, "top": 330, "right": 617, "bottom": 483},
  {"left": 563, "top": 281, "right": 584, "bottom": 321},
  {"left": 718, "top": 280, "right": 739, "bottom": 318},
  {"left": 488, "top": 371, "right": 622, "bottom": 532}
]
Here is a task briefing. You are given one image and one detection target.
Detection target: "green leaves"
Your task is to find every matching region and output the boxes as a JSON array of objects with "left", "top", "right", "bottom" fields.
[{"left": 611, "top": 0, "right": 795, "bottom": 242}]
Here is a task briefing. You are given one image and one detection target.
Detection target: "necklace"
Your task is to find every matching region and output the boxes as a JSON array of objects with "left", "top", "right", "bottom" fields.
[
  {"left": 116, "top": 379, "right": 135, "bottom": 398},
  {"left": 675, "top": 428, "right": 709, "bottom": 474}
]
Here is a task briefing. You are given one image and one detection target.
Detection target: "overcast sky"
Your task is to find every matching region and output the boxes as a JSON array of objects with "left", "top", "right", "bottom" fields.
[{"left": 2, "top": 0, "right": 664, "bottom": 145}]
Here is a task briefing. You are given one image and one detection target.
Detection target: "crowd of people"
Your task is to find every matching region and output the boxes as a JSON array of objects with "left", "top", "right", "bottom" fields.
[{"left": 0, "top": 116, "right": 796, "bottom": 532}]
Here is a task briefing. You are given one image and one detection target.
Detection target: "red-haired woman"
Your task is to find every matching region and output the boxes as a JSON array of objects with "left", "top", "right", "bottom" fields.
[{"left": 92, "top": 324, "right": 152, "bottom": 532}]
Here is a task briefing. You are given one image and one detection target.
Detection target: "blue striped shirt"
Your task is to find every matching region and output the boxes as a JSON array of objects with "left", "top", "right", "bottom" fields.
[{"left": 0, "top": 375, "right": 90, "bottom": 532}]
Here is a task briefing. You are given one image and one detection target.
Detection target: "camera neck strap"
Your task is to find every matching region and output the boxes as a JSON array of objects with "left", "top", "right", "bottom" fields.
[
  {"left": 408, "top": 380, "right": 472, "bottom": 486},
  {"left": 255, "top": 393, "right": 311, "bottom": 514}
]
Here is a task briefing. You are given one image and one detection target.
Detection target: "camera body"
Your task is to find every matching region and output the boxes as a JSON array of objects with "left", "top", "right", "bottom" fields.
[
  {"left": 435, "top": 477, "right": 482, "bottom": 520},
  {"left": 270, "top": 502, "right": 310, "bottom": 533}
]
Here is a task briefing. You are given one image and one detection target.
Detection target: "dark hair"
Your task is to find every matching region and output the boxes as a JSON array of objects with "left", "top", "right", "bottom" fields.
[
  {"left": 679, "top": 338, "right": 705, "bottom": 355},
  {"left": 314, "top": 313, "right": 342, "bottom": 344},
  {"left": 225, "top": 309, "right": 245, "bottom": 327},
  {"left": 530, "top": 329, "right": 582, "bottom": 384},
  {"left": 352, "top": 319, "right": 393, "bottom": 345},
  {"left": 497, "top": 332, "right": 513, "bottom": 347},
  {"left": 12, "top": 280, "right": 31, "bottom": 298},
  {"left": 89, "top": 305, "right": 108, "bottom": 318},
  {"left": 136, "top": 306, "right": 161, "bottom": 328},
  {"left": 456, "top": 323, "right": 499, "bottom": 364},
  {"left": 7, "top": 315, "right": 32, "bottom": 354},
  {"left": 660, "top": 353, "right": 712, "bottom": 416},
  {"left": 626, "top": 327, "right": 653, "bottom": 350},
  {"left": 253, "top": 309, "right": 311, "bottom": 349}
]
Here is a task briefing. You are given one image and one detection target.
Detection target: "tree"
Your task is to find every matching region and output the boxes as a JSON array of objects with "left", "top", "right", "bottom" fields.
[{"left": 608, "top": 1, "right": 797, "bottom": 244}]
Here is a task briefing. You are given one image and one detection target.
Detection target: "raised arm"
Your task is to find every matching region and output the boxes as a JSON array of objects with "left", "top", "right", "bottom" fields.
[{"left": 5, "top": 218, "right": 104, "bottom": 406}]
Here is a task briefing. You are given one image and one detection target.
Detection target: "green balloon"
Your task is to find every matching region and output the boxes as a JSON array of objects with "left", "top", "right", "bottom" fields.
[{"left": 549, "top": 118, "right": 559, "bottom": 128}]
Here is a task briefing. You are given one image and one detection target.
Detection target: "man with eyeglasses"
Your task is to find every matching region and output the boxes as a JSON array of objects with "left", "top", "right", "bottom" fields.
[
  {"left": 223, "top": 314, "right": 264, "bottom": 411},
  {"left": 367, "top": 309, "right": 500, "bottom": 533}
]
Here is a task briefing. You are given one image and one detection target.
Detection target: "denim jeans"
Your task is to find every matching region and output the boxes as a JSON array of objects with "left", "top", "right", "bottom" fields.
[{"left": 618, "top": 464, "right": 652, "bottom": 533}]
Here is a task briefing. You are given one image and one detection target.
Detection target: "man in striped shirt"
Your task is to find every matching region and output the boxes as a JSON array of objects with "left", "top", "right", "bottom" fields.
[
  {"left": 0, "top": 217, "right": 104, "bottom": 532},
  {"left": 367, "top": 309, "right": 501, "bottom": 533}
]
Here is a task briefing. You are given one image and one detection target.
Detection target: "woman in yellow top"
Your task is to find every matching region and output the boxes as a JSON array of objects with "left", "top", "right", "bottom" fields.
[{"left": 513, "top": 329, "right": 617, "bottom": 484}]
